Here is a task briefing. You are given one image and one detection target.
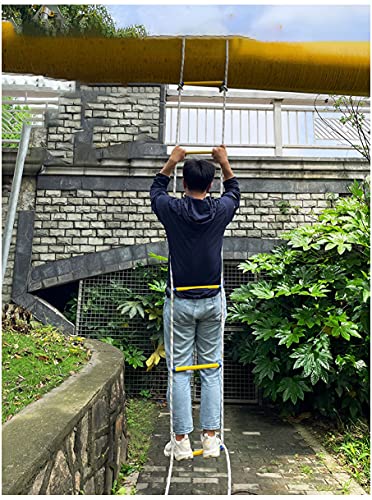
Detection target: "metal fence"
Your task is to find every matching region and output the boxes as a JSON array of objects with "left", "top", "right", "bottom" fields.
[
  {"left": 165, "top": 89, "right": 370, "bottom": 158},
  {"left": 76, "top": 262, "right": 259, "bottom": 403}
]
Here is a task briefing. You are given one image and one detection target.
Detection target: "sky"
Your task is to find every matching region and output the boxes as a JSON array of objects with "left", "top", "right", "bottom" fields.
[{"left": 107, "top": 3, "right": 370, "bottom": 41}]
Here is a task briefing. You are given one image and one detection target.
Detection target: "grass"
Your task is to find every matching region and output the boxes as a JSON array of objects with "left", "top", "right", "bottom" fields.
[
  {"left": 301, "top": 465, "right": 314, "bottom": 475},
  {"left": 112, "top": 397, "right": 159, "bottom": 495},
  {"left": 324, "top": 419, "right": 370, "bottom": 494},
  {"left": 310, "top": 418, "right": 370, "bottom": 494},
  {"left": 2, "top": 323, "right": 91, "bottom": 423}
]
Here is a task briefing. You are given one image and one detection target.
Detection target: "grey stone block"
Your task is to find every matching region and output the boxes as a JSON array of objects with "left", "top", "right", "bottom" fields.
[
  {"left": 86, "top": 253, "right": 107, "bottom": 275},
  {"left": 99, "top": 249, "right": 120, "bottom": 268},
  {"left": 34, "top": 297, "right": 74, "bottom": 331},
  {"left": 36, "top": 261, "right": 58, "bottom": 280},
  {"left": 13, "top": 292, "right": 37, "bottom": 310},
  {"left": 57, "top": 273, "right": 74, "bottom": 285},
  {"left": 114, "top": 246, "right": 134, "bottom": 264},
  {"left": 41, "top": 277, "right": 60, "bottom": 289},
  {"left": 12, "top": 211, "right": 35, "bottom": 297},
  {"left": 69, "top": 254, "right": 89, "bottom": 275},
  {"left": 130, "top": 244, "right": 148, "bottom": 261}
]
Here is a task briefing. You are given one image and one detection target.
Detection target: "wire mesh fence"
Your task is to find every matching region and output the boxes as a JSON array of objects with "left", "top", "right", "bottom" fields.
[{"left": 76, "top": 261, "right": 259, "bottom": 403}]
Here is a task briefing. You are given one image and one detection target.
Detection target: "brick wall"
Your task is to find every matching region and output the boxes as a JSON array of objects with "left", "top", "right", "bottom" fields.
[
  {"left": 32, "top": 189, "right": 163, "bottom": 265},
  {"left": 31, "top": 188, "right": 337, "bottom": 266},
  {"left": 46, "top": 85, "right": 163, "bottom": 164}
]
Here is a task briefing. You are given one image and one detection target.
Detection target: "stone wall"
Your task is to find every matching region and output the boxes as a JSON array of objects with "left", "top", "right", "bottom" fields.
[
  {"left": 46, "top": 84, "right": 164, "bottom": 165},
  {"left": 2, "top": 83, "right": 369, "bottom": 306},
  {"left": 31, "top": 185, "right": 337, "bottom": 266},
  {"left": 2, "top": 339, "right": 127, "bottom": 495}
]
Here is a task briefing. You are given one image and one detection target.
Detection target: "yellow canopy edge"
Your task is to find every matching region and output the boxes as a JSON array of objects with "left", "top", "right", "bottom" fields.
[{"left": 2, "top": 21, "right": 370, "bottom": 96}]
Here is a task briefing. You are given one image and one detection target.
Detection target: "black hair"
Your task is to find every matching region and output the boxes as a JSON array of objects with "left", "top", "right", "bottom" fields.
[{"left": 182, "top": 159, "right": 215, "bottom": 192}]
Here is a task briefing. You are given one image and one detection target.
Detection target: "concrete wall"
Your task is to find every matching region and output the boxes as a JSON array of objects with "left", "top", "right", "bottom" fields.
[{"left": 2, "top": 339, "right": 126, "bottom": 495}]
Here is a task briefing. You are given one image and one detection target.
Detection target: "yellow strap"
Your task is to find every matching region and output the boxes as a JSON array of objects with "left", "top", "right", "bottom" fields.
[
  {"left": 174, "top": 362, "right": 220, "bottom": 372},
  {"left": 174, "top": 284, "right": 220, "bottom": 291}
]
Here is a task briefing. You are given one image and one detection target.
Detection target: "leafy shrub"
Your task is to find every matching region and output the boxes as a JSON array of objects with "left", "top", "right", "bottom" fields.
[{"left": 228, "top": 179, "right": 370, "bottom": 421}]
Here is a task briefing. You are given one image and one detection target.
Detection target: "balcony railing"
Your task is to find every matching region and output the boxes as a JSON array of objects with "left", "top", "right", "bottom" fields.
[
  {"left": 165, "top": 88, "right": 370, "bottom": 158},
  {"left": 2, "top": 86, "right": 369, "bottom": 160}
]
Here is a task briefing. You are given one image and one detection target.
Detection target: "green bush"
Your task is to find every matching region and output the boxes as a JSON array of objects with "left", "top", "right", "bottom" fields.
[{"left": 228, "top": 179, "right": 370, "bottom": 421}]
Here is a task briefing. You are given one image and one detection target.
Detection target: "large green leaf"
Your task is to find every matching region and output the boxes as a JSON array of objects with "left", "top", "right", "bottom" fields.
[{"left": 277, "top": 376, "right": 311, "bottom": 404}]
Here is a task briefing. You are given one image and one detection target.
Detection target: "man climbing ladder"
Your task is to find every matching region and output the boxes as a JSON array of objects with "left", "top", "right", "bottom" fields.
[{"left": 150, "top": 144, "right": 240, "bottom": 466}]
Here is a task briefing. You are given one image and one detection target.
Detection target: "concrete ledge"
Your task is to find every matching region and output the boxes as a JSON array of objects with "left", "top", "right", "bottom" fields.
[
  {"left": 2, "top": 339, "right": 126, "bottom": 495},
  {"left": 36, "top": 157, "right": 369, "bottom": 189},
  {"left": 2, "top": 148, "right": 46, "bottom": 176}
]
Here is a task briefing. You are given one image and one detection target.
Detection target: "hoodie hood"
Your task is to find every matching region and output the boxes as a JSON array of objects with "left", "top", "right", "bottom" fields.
[{"left": 176, "top": 195, "right": 218, "bottom": 224}]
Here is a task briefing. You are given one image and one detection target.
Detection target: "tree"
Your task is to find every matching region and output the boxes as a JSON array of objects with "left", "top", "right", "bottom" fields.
[
  {"left": 2, "top": 5, "right": 147, "bottom": 38},
  {"left": 314, "top": 94, "right": 370, "bottom": 162}
]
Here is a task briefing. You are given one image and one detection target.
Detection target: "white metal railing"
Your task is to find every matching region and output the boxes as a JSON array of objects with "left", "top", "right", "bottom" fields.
[
  {"left": 165, "top": 89, "right": 370, "bottom": 158},
  {"left": 2, "top": 94, "right": 59, "bottom": 146},
  {"left": 2, "top": 86, "right": 369, "bottom": 159}
]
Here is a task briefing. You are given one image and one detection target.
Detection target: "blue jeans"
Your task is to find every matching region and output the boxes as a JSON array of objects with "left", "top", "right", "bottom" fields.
[{"left": 163, "top": 292, "right": 226, "bottom": 435}]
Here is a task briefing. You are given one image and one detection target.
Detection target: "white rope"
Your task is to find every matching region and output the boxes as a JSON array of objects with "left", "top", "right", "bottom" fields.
[
  {"left": 164, "top": 451, "right": 174, "bottom": 496},
  {"left": 165, "top": 37, "right": 232, "bottom": 496},
  {"left": 165, "top": 259, "right": 175, "bottom": 496},
  {"left": 173, "top": 37, "right": 186, "bottom": 197},
  {"left": 165, "top": 38, "right": 186, "bottom": 495},
  {"left": 221, "top": 39, "right": 229, "bottom": 149},
  {"left": 220, "top": 39, "right": 232, "bottom": 496}
]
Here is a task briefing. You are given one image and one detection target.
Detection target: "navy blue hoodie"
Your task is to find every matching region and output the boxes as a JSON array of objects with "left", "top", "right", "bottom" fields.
[{"left": 150, "top": 173, "right": 240, "bottom": 299}]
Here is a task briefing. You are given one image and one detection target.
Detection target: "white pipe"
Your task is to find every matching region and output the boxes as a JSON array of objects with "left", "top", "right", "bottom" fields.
[{"left": 2, "top": 123, "right": 32, "bottom": 282}]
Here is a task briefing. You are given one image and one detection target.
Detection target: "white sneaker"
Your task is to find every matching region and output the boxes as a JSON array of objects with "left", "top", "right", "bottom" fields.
[
  {"left": 201, "top": 432, "right": 221, "bottom": 458},
  {"left": 164, "top": 435, "right": 194, "bottom": 461}
]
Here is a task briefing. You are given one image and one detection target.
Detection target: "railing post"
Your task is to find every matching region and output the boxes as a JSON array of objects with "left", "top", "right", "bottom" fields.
[{"left": 273, "top": 99, "right": 283, "bottom": 156}]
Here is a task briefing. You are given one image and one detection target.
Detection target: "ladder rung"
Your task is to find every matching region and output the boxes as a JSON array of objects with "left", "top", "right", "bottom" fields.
[
  {"left": 173, "top": 362, "right": 221, "bottom": 372},
  {"left": 174, "top": 285, "right": 220, "bottom": 291},
  {"left": 192, "top": 444, "right": 225, "bottom": 456},
  {"left": 184, "top": 81, "right": 223, "bottom": 87},
  {"left": 184, "top": 150, "right": 213, "bottom": 156}
]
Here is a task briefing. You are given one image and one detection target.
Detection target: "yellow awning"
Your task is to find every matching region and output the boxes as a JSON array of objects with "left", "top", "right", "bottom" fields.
[{"left": 2, "top": 21, "right": 370, "bottom": 96}]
